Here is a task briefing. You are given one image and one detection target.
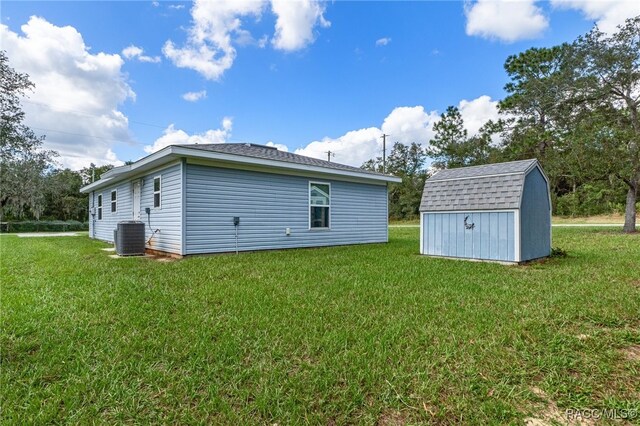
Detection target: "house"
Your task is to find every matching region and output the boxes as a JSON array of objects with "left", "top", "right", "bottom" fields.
[
  {"left": 80, "top": 143, "right": 401, "bottom": 256},
  {"left": 419, "top": 159, "right": 551, "bottom": 263}
]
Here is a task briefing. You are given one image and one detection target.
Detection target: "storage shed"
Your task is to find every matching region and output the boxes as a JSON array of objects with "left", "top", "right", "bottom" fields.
[{"left": 419, "top": 159, "right": 551, "bottom": 263}]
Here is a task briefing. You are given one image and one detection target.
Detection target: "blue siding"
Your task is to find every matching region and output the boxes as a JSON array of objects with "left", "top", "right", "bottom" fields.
[
  {"left": 520, "top": 167, "right": 551, "bottom": 261},
  {"left": 140, "top": 164, "right": 183, "bottom": 254},
  {"left": 88, "top": 163, "right": 183, "bottom": 254},
  {"left": 184, "top": 164, "right": 388, "bottom": 254},
  {"left": 422, "top": 212, "right": 515, "bottom": 262},
  {"left": 90, "top": 181, "right": 133, "bottom": 242}
]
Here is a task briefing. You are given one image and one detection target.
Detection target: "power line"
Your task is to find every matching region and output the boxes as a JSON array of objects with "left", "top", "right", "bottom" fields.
[
  {"left": 30, "top": 125, "right": 253, "bottom": 151},
  {"left": 22, "top": 99, "right": 168, "bottom": 130},
  {"left": 30, "top": 126, "right": 132, "bottom": 145}
]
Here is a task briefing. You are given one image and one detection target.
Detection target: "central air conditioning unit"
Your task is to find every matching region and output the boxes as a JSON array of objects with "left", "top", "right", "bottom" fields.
[{"left": 114, "top": 221, "right": 145, "bottom": 256}]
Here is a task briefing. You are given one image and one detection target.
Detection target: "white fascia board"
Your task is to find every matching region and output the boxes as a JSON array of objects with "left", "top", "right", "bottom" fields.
[
  {"left": 172, "top": 146, "right": 402, "bottom": 183},
  {"left": 80, "top": 176, "right": 115, "bottom": 193},
  {"left": 514, "top": 209, "right": 521, "bottom": 262},
  {"left": 80, "top": 146, "right": 176, "bottom": 193},
  {"left": 419, "top": 213, "right": 424, "bottom": 254},
  {"left": 101, "top": 164, "right": 131, "bottom": 179},
  {"left": 419, "top": 209, "right": 519, "bottom": 214}
]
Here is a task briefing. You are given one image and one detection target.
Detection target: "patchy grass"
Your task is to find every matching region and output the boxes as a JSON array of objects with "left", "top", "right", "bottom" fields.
[
  {"left": 391, "top": 214, "right": 635, "bottom": 226},
  {"left": 1, "top": 228, "right": 639, "bottom": 424}
]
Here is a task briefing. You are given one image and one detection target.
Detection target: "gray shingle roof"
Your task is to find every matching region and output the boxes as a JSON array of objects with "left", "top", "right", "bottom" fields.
[
  {"left": 176, "top": 143, "right": 389, "bottom": 177},
  {"left": 420, "top": 159, "right": 539, "bottom": 211}
]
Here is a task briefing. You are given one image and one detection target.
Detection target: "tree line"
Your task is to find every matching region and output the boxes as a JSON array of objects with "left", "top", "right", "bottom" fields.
[
  {"left": 2, "top": 18, "right": 639, "bottom": 231},
  {"left": 363, "top": 17, "right": 639, "bottom": 232},
  {"left": 0, "top": 51, "right": 113, "bottom": 222}
]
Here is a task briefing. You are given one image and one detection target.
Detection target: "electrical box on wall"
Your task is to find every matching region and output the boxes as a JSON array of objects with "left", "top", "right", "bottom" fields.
[{"left": 233, "top": 217, "right": 240, "bottom": 226}]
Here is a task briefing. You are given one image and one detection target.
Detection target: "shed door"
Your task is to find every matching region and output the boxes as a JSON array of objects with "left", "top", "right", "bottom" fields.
[
  {"left": 422, "top": 212, "right": 515, "bottom": 262},
  {"left": 132, "top": 181, "right": 141, "bottom": 220}
]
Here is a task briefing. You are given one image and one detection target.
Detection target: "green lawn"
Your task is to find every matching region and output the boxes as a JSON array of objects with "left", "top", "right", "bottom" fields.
[{"left": 1, "top": 228, "right": 639, "bottom": 424}]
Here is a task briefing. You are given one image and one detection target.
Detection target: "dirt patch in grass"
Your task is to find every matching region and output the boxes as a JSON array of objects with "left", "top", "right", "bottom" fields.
[
  {"left": 524, "top": 387, "right": 595, "bottom": 426},
  {"left": 376, "top": 409, "right": 409, "bottom": 426},
  {"left": 552, "top": 214, "right": 625, "bottom": 224},
  {"left": 622, "top": 345, "right": 640, "bottom": 361}
]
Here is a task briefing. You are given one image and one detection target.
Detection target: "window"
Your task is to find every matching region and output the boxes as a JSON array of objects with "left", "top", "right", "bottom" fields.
[
  {"left": 153, "top": 176, "right": 161, "bottom": 208},
  {"left": 111, "top": 190, "right": 117, "bottom": 213},
  {"left": 97, "top": 194, "right": 103, "bottom": 220},
  {"left": 309, "top": 182, "right": 330, "bottom": 229}
]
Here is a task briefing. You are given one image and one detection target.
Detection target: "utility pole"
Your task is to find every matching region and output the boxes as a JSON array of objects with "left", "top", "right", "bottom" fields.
[
  {"left": 325, "top": 150, "right": 335, "bottom": 162},
  {"left": 380, "top": 134, "right": 389, "bottom": 174}
]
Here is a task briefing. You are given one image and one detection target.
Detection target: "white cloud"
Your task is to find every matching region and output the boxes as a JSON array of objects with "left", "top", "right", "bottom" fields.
[
  {"left": 465, "top": 0, "right": 549, "bottom": 42},
  {"left": 122, "top": 44, "right": 161, "bottom": 63},
  {"left": 294, "top": 96, "right": 500, "bottom": 167},
  {"left": 271, "top": 0, "right": 330, "bottom": 51},
  {"left": 381, "top": 106, "right": 439, "bottom": 144},
  {"left": 375, "top": 37, "right": 391, "bottom": 46},
  {"left": 168, "top": 4, "right": 185, "bottom": 10},
  {"left": 164, "top": 0, "right": 329, "bottom": 79},
  {"left": 295, "top": 127, "right": 383, "bottom": 167},
  {"left": 144, "top": 117, "right": 233, "bottom": 153},
  {"left": 551, "top": 0, "right": 640, "bottom": 34},
  {"left": 163, "top": 0, "right": 266, "bottom": 80},
  {"left": 182, "top": 90, "right": 207, "bottom": 102},
  {"left": 0, "top": 16, "right": 134, "bottom": 169},
  {"left": 152, "top": 1, "right": 159, "bottom": 7},
  {"left": 457, "top": 95, "right": 500, "bottom": 135},
  {"left": 295, "top": 106, "right": 438, "bottom": 167},
  {"left": 266, "top": 141, "right": 289, "bottom": 151}
]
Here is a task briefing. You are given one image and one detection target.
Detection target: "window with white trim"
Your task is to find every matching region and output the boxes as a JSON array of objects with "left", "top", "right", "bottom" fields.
[
  {"left": 153, "top": 176, "right": 161, "bottom": 208},
  {"left": 309, "top": 182, "right": 330, "bottom": 229},
  {"left": 111, "top": 190, "right": 117, "bottom": 213},
  {"left": 97, "top": 194, "right": 102, "bottom": 220}
]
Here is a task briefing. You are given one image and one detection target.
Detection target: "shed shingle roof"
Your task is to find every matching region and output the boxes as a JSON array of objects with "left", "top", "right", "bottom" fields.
[
  {"left": 175, "top": 143, "right": 389, "bottom": 177},
  {"left": 420, "top": 159, "right": 539, "bottom": 212}
]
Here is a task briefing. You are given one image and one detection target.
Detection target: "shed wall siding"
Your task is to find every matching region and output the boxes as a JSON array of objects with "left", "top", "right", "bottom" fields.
[
  {"left": 184, "top": 164, "right": 388, "bottom": 254},
  {"left": 520, "top": 167, "right": 551, "bottom": 261},
  {"left": 422, "top": 212, "right": 515, "bottom": 262},
  {"left": 88, "top": 163, "right": 183, "bottom": 254}
]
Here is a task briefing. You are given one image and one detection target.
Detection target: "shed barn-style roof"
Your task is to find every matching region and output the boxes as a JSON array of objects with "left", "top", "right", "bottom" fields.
[{"left": 420, "top": 159, "right": 541, "bottom": 212}]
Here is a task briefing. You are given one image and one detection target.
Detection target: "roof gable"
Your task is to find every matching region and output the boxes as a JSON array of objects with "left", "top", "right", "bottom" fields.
[{"left": 420, "top": 159, "right": 541, "bottom": 212}]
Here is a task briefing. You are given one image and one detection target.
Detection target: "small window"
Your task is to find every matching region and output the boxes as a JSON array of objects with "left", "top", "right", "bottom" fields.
[
  {"left": 97, "top": 194, "right": 103, "bottom": 220},
  {"left": 309, "top": 182, "right": 330, "bottom": 229},
  {"left": 153, "top": 176, "right": 161, "bottom": 208},
  {"left": 111, "top": 190, "right": 117, "bottom": 213}
]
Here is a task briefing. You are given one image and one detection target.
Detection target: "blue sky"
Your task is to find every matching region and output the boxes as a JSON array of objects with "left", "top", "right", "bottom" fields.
[{"left": 2, "top": 0, "right": 638, "bottom": 169}]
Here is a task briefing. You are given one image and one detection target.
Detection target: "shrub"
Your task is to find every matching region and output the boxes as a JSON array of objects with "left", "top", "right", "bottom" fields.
[{"left": 0, "top": 220, "right": 88, "bottom": 233}]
